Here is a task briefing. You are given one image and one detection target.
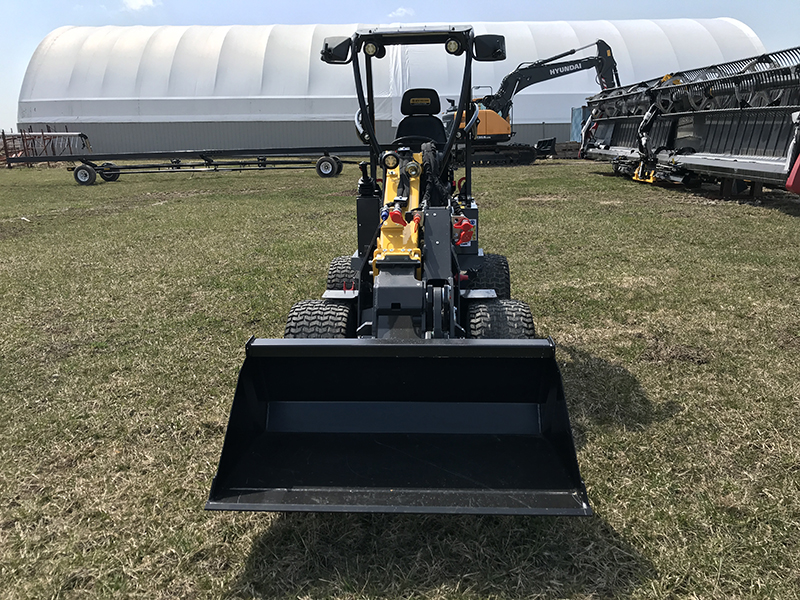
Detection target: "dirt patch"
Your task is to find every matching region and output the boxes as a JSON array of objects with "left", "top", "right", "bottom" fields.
[
  {"left": 616, "top": 275, "right": 660, "bottom": 289},
  {"left": 517, "top": 194, "right": 567, "bottom": 203},
  {"left": 137, "top": 189, "right": 214, "bottom": 201},
  {"left": 0, "top": 191, "right": 207, "bottom": 237},
  {"left": 325, "top": 188, "right": 359, "bottom": 197},
  {"left": 0, "top": 220, "right": 32, "bottom": 241},
  {"left": 640, "top": 336, "right": 713, "bottom": 365},
  {"left": 775, "top": 326, "right": 800, "bottom": 350}
]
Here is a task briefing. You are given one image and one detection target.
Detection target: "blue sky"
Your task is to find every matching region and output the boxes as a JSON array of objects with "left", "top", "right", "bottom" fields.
[{"left": 2, "top": 0, "right": 798, "bottom": 130}]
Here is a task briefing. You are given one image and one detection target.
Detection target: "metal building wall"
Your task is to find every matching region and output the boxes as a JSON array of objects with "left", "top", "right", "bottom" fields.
[{"left": 18, "top": 20, "right": 765, "bottom": 154}]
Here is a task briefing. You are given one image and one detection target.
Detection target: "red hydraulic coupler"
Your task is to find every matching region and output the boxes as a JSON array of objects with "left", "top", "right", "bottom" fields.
[
  {"left": 453, "top": 215, "right": 474, "bottom": 245},
  {"left": 390, "top": 208, "right": 406, "bottom": 227}
]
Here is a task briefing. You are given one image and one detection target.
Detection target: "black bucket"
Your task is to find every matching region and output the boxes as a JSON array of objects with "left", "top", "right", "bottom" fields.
[{"left": 206, "top": 338, "right": 591, "bottom": 515}]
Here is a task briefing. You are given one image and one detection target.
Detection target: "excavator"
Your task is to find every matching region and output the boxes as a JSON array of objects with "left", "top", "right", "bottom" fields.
[{"left": 444, "top": 39, "right": 620, "bottom": 165}]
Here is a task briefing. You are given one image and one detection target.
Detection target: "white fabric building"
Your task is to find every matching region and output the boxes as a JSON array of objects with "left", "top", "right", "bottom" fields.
[{"left": 18, "top": 20, "right": 765, "bottom": 153}]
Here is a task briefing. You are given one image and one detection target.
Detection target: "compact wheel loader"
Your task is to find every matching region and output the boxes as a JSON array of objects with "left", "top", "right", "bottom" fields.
[{"left": 206, "top": 26, "right": 591, "bottom": 516}]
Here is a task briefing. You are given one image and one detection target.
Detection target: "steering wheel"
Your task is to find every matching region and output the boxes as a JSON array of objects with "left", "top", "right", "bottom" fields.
[{"left": 392, "top": 135, "right": 437, "bottom": 146}]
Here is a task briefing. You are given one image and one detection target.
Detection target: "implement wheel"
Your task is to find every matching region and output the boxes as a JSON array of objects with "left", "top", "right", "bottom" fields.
[
  {"left": 466, "top": 253, "right": 511, "bottom": 299},
  {"left": 284, "top": 300, "right": 355, "bottom": 338},
  {"left": 98, "top": 162, "right": 120, "bottom": 182},
  {"left": 326, "top": 255, "right": 359, "bottom": 291},
  {"left": 316, "top": 156, "right": 338, "bottom": 178},
  {"left": 466, "top": 299, "right": 535, "bottom": 339},
  {"left": 73, "top": 164, "right": 97, "bottom": 186}
]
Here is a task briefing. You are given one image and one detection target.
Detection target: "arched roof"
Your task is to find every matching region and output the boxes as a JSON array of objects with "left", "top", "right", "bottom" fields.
[{"left": 18, "top": 19, "right": 764, "bottom": 126}]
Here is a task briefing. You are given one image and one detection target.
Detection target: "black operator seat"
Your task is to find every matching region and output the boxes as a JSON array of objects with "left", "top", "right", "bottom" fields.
[{"left": 393, "top": 88, "right": 447, "bottom": 146}]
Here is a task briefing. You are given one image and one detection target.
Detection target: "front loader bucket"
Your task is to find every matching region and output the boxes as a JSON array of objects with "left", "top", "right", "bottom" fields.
[{"left": 207, "top": 338, "right": 590, "bottom": 515}]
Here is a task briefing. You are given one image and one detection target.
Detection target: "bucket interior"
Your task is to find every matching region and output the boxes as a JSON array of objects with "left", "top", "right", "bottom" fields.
[{"left": 207, "top": 339, "right": 590, "bottom": 515}]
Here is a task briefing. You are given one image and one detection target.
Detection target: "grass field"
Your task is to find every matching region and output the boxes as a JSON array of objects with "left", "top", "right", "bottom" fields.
[{"left": 1, "top": 160, "right": 799, "bottom": 599}]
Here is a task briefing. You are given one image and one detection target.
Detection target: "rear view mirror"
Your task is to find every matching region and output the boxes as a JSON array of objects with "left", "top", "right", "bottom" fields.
[
  {"left": 473, "top": 35, "right": 506, "bottom": 62},
  {"left": 321, "top": 37, "right": 352, "bottom": 64}
]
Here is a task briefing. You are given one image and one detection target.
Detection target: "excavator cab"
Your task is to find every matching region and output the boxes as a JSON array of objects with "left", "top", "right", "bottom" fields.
[{"left": 206, "top": 26, "right": 591, "bottom": 516}]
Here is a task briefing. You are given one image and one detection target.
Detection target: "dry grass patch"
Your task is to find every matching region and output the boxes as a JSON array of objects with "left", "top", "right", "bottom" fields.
[{"left": 2, "top": 160, "right": 799, "bottom": 599}]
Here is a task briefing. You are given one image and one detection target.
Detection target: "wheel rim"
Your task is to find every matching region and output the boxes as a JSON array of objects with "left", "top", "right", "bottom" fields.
[
  {"left": 320, "top": 160, "right": 333, "bottom": 175},
  {"left": 76, "top": 169, "right": 90, "bottom": 182}
]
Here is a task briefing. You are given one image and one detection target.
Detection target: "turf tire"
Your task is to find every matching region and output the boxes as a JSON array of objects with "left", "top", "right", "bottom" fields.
[
  {"left": 466, "top": 299, "right": 535, "bottom": 339},
  {"left": 326, "top": 255, "right": 359, "bottom": 291},
  {"left": 284, "top": 299, "right": 355, "bottom": 338},
  {"left": 466, "top": 253, "right": 511, "bottom": 299}
]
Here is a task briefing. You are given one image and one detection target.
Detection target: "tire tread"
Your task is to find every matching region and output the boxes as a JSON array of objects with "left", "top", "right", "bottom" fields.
[
  {"left": 284, "top": 299, "right": 355, "bottom": 338},
  {"left": 466, "top": 299, "right": 535, "bottom": 339}
]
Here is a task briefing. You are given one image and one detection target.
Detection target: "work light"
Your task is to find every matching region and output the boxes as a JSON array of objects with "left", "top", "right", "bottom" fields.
[
  {"left": 364, "top": 42, "right": 386, "bottom": 58},
  {"left": 381, "top": 151, "right": 400, "bottom": 169},
  {"left": 445, "top": 37, "right": 463, "bottom": 56}
]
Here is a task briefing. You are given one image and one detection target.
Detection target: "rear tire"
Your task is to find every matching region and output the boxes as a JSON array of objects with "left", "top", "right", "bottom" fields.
[
  {"left": 466, "top": 253, "right": 511, "bottom": 299},
  {"left": 466, "top": 299, "right": 535, "bottom": 339},
  {"left": 284, "top": 299, "right": 355, "bottom": 338},
  {"left": 326, "top": 255, "right": 359, "bottom": 291},
  {"left": 333, "top": 155, "right": 344, "bottom": 175}
]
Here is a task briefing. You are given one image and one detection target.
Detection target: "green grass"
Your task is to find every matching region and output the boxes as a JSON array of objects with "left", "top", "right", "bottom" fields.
[{"left": 1, "top": 160, "right": 799, "bottom": 599}]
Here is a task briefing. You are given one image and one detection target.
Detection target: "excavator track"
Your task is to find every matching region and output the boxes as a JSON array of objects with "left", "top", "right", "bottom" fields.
[{"left": 467, "top": 144, "right": 538, "bottom": 166}]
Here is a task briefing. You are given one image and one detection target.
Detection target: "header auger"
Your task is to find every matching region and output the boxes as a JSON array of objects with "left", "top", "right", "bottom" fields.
[{"left": 580, "top": 45, "right": 800, "bottom": 194}]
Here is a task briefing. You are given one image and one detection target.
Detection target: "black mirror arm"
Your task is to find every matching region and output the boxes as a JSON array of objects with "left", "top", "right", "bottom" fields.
[
  {"left": 351, "top": 43, "right": 383, "bottom": 160},
  {"left": 438, "top": 31, "right": 474, "bottom": 178}
]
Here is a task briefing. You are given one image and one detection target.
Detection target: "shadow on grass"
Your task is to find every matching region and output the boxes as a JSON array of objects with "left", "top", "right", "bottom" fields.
[
  {"left": 224, "top": 345, "right": 663, "bottom": 598},
  {"left": 704, "top": 187, "right": 800, "bottom": 217},
  {"left": 228, "top": 347, "right": 660, "bottom": 598},
  {"left": 557, "top": 345, "right": 680, "bottom": 449},
  {"left": 591, "top": 167, "right": 800, "bottom": 217},
  {"left": 231, "top": 511, "right": 654, "bottom": 599}
]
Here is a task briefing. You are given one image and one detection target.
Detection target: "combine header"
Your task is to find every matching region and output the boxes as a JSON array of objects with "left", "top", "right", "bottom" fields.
[
  {"left": 581, "top": 46, "right": 800, "bottom": 195},
  {"left": 206, "top": 26, "right": 590, "bottom": 516}
]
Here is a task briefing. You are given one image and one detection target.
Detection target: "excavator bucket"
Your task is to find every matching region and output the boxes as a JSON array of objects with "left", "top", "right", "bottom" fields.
[{"left": 206, "top": 338, "right": 591, "bottom": 516}]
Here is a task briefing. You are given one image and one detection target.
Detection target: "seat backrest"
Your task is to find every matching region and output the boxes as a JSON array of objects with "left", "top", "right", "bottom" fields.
[
  {"left": 400, "top": 88, "right": 441, "bottom": 116},
  {"left": 395, "top": 88, "right": 447, "bottom": 144}
]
